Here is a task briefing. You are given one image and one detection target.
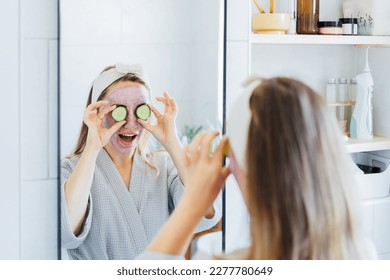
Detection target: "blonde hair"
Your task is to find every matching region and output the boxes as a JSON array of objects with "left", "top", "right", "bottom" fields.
[
  {"left": 68, "top": 66, "right": 159, "bottom": 174},
  {"left": 241, "top": 77, "right": 367, "bottom": 259}
]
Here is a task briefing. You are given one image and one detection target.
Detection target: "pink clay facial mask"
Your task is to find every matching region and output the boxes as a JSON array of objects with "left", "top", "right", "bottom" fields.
[{"left": 103, "top": 86, "right": 149, "bottom": 154}]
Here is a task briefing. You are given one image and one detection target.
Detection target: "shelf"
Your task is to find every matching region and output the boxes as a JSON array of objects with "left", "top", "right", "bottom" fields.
[
  {"left": 346, "top": 136, "right": 390, "bottom": 153},
  {"left": 250, "top": 34, "right": 390, "bottom": 46}
]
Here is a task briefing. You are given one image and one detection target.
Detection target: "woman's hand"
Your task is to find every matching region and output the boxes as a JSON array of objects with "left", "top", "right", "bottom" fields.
[
  {"left": 137, "top": 92, "right": 180, "bottom": 150},
  {"left": 182, "top": 132, "right": 231, "bottom": 215},
  {"left": 144, "top": 132, "right": 230, "bottom": 256},
  {"left": 84, "top": 100, "right": 126, "bottom": 152}
]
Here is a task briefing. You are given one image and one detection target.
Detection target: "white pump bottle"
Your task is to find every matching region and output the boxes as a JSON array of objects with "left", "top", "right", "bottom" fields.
[{"left": 350, "top": 47, "right": 374, "bottom": 139}]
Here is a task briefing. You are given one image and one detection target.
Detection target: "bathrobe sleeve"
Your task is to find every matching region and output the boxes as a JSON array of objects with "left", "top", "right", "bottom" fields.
[
  {"left": 166, "top": 155, "right": 222, "bottom": 233},
  {"left": 60, "top": 157, "right": 93, "bottom": 249}
]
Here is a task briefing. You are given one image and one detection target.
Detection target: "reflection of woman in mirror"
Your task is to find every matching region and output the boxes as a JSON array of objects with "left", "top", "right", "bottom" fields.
[
  {"left": 61, "top": 63, "right": 221, "bottom": 260},
  {"left": 139, "top": 77, "right": 377, "bottom": 260}
]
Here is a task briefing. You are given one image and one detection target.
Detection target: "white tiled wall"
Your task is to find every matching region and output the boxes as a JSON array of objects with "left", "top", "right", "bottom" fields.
[
  {"left": 0, "top": 0, "right": 21, "bottom": 260},
  {"left": 0, "top": 0, "right": 58, "bottom": 259},
  {"left": 60, "top": 0, "right": 223, "bottom": 156}
]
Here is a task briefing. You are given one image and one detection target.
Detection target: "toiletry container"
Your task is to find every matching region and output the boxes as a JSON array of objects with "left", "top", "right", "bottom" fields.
[
  {"left": 337, "top": 78, "right": 350, "bottom": 135},
  {"left": 351, "top": 152, "right": 390, "bottom": 200},
  {"left": 287, "top": 0, "right": 297, "bottom": 34},
  {"left": 350, "top": 48, "right": 374, "bottom": 140},
  {"left": 326, "top": 78, "right": 337, "bottom": 120},
  {"left": 297, "top": 0, "right": 319, "bottom": 34},
  {"left": 339, "top": 18, "right": 358, "bottom": 35},
  {"left": 318, "top": 21, "right": 342, "bottom": 35}
]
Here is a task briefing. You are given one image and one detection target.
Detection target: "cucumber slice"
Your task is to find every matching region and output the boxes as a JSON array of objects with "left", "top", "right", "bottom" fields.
[
  {"left": 135, "top": 104, "right": 151, "bottom": 120},
  {"left": 111, "top": 105, "right": 127, "bottom": 122}
]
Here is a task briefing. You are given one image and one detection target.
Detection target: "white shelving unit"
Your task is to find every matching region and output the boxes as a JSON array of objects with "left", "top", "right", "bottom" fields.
[
  {"left": 346, "top": 137, "right": 390, "bottom": 153},
  {"left": 250, "top": 33, "right": 390, "bottom": 154},
  {"left": 250, "top": 34, "right": 390, "bottom": 46}
]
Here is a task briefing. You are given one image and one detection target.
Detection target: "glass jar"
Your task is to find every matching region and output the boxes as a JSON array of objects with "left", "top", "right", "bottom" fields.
[
  {"left": 337, "top": 78, "right": 350, "bottom": 135},
  {"left": 326, "top": 78, "right": 337, "bottom": 117},
  {"left": 297, "top": 0, "right": 319, "bottom": 34}
]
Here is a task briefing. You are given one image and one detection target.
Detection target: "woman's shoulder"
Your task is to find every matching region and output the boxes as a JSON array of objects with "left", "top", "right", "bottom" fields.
[
  {"left": 61, "top": 154, "right": 81, "bottom": 169},
  {"left": 145, "top": 149, "right": 171, "bottom": 162}
]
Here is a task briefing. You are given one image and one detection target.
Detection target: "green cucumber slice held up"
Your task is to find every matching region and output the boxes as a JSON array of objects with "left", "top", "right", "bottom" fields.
[
  {"left": 111, "top": 105, "right": 128, "bottom": 122},
  {"left": 135, "top": 104, "right": 151, "bottom": 121}
]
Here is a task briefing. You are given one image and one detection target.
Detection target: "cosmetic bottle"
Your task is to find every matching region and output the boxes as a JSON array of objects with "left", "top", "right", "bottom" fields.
[
  {"left": 337, "top": 78, "right": 349, "bottom": 135},
  {"left": 297, "top": 0, "right": 319, "bottom": 34},
  {"left": 326, "top": 78, "right": 337, "bottom": 117},
  {"left": 350, "top": 48, "right": 374, "bottom": 139},
  {"left": 287, "top": 0, "right": 297, "bottom": 34}
]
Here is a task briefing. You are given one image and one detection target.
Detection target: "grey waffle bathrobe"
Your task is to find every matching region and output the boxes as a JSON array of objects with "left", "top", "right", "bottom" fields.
[{"left": 61, "top": 149, "right": 221, "bottom": 260}]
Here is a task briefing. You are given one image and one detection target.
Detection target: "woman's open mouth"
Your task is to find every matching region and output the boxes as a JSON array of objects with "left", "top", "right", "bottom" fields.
[{"left": 118, "top": 133, "right": 137, "bottom": 143}]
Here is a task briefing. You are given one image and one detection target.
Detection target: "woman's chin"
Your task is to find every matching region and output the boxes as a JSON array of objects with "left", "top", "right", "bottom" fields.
[{"left": 108, "top": 138, "right": 139, "bottom": 155}]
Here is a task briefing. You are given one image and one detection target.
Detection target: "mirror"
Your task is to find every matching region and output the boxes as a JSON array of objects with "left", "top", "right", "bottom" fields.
[{"left": 60, "top": 0, "right": 225, "bottom": 259}]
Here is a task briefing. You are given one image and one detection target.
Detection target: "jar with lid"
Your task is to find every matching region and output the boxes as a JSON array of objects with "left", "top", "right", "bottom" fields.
[
  {"left": 339, "top": 18, "right": 358, "bottom": 35},
  {"left": 297, "top": 0, "right": 319, "bottom": 34},
  {"left": 318, "top": 21, "right": 342, "bottom": 35}
]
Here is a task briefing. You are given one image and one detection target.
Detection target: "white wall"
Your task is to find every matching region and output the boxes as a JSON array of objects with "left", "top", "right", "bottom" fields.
[
  {"left": 0, "top": 0, "right": 58, "bottom": 259},
  {"left": 60, "top": 0, "right": 223, "bottom": 156}
]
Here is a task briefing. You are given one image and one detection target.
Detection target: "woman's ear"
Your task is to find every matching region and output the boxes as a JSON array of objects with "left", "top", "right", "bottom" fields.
[{"left": 228, "top": 148, "right": 246, "bottom": 192}]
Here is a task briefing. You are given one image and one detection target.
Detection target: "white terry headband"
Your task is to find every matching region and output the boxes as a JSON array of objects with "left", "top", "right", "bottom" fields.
[
  {"left": 91, "top": 63, "right": 149, "bottom": 103},
  {"left": 226, "top": 77, "right": 261, "bottom": 169}
]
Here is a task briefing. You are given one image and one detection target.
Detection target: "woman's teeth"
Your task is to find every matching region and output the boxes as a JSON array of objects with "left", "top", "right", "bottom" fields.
[{"left": 119, "top": 134, "right": 136, "bottom": 140}]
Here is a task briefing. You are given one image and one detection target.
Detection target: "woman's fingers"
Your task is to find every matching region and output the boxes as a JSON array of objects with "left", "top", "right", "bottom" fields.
[
  {"left": 212, "top": 137, "right": 229, "bottom": 163},
  {"left": 156, "top": 92, "right": 176, "bottom": 114},
  {"left": 87, "top": 100, "right": 109, "bottom": 111},
  {"left": 199, "top": 131, "right": 220, "bottom": 158},
  {"left": 97, "top": 104, "right": 116, "bottom": 120},
  {"left": 107, "top": 120, "right": 126, "bottom": 135},
  {"left": 137, "top": 118, "right": 153, "bottom": 132},
  {"left": 169, "top": 97, "right": 177, "bottom": 113},
  {"left": 156, "top": 96, "right": 169, "bottom": 109},
  {"left": 148, "top": 103, "right": 162, "bottom": 119}
]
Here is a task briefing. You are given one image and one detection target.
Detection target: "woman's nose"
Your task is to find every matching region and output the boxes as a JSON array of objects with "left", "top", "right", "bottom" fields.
[{"left": 124, "top": 110, "right": 138, "bottom": 130}]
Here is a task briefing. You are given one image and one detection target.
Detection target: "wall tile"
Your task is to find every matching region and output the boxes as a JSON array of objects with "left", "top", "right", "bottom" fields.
[
  {"left": 122, "top": 0, "right": 192, "bottom": 44},
  {"left": 373, "top": 201, "right": 390, "bottom": 254},
  {"left": 225, "top": 176, "right": 251, "bottom": 253},
  {"left": 171, "top": 44, "right": 193, "bottom": 102},
  {"left": 22, "top": 39, "right": 49, "bottom": 180},
  {"left": 49, "top": 40, "right": 58, "bottom": 179},
  {"left": 227, "top": 0, "right": 250, "bottom": 41},
  {"left": 191, "top": 43, "right": 221, "bottom": 103},
  {"left": 379, "top": 252, "right": 390, "bottom": 260},
  {"left": 226, "top": 41, "right": 249, "bottom": 117},
  {"left": 190, "top": 0, "right": 222, "bottom": 43},
  {"left": 22, "top": 0, "right": 58, "bottom": 39},
  {"left": 361, "top": 204, "right": 374, "bottom": 240},
  {"left": 0, "top": 0, "right": 20, "bottom": 260},
  {"left": 21, "top": 179, "right": 58, "bottom": 259},
  {"left": 250, "top": 44, "right": 356, "bottom": 95},
  {"left": 60, "top": 0, "right": 121, "bottom": 45},
  {"left": 60, "top": 105, "right": 85, "bottom": 157}
]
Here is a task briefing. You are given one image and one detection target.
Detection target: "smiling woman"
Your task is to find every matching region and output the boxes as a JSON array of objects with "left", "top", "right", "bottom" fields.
[{"left": 60, "top": 64, "right": 222, "bottom": 260}]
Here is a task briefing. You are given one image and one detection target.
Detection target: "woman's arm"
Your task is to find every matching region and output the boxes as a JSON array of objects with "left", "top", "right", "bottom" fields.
[
  {"left": 146, "top": 132, "right": 230, "bottom": 255},
  {"left": 137, "top": 92, "right": 188, "bottom": 182},
  {"left": 64, "top": 101, "right": 125, "bottom": 235},
  {"left": 138, "top": 93, "right": 217, "bottom": 218}
]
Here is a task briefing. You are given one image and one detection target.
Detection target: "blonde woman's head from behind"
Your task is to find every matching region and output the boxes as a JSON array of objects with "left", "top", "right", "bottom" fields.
[{"left": 228, "top": 77, "right": 369, "bottom": 260}]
